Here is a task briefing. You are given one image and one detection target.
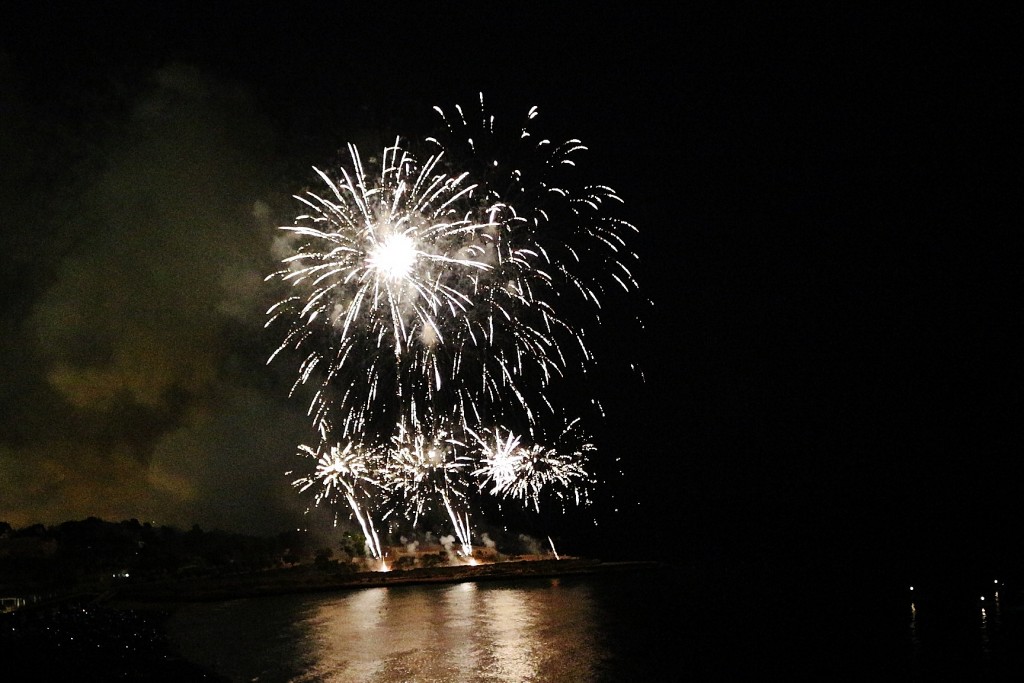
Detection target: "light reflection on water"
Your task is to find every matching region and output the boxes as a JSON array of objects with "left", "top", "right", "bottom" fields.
[
  {"left": 164, "top": 569, "right": 1024, "bottom": 681},
  {"left": 167, "top": 578, "right": 607, "bottom": 683}
]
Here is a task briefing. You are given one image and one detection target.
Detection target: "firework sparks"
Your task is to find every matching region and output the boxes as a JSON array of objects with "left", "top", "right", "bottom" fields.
[{"left": 429, "top": 93, "right": 642, "bottom": 312}]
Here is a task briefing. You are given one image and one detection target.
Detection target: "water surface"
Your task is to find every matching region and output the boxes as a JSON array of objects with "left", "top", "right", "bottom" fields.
[{"left": 165, "top": 567, "right": 1024, "bottom": 681}]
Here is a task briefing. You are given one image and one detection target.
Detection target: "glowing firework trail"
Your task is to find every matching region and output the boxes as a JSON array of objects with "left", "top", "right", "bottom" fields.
[
  {"left": 385, "top": 425, "right": 476, "bottom": 557},
  {"left": 292, "top": 441, "right": 386, "bottom": 562}
]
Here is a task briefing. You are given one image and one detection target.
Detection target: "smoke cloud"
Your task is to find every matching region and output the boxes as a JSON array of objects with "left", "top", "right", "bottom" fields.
[{"left": 0, "top": 63, "right": 315, "bottom": 534}]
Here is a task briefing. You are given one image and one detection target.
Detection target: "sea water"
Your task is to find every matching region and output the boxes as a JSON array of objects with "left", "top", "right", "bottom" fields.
[{"left": 164, "top": 565, "right": 1024, "bottom": 682}]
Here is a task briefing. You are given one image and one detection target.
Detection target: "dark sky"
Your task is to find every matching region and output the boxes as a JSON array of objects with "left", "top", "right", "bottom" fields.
[{"left": 1, "top": 4, "right": 1018, "bottom": 570}]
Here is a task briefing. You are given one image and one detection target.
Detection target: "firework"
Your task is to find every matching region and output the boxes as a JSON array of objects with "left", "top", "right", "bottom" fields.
[
  {"left": 269, "top": 95, "right": 639, "bottom": 552},
  {"left": 384, "top": 424, "right": 476, "bottom": 557},
  {"left": 291, "top": 441, "right": 387, "bottom": 562},
  {"left": 471, "top": 419, "right": 595, "bottom": 513},
  {"left": 265, "top": 140, "right": 499, "bottom": 438},
  {"left": 267, "top": 99, "right": 640, "bottom": 437}
]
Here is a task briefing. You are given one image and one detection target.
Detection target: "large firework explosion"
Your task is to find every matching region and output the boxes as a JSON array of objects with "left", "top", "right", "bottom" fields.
[{"left": 268, "top": 95, "right": 639, "bottom": 562}]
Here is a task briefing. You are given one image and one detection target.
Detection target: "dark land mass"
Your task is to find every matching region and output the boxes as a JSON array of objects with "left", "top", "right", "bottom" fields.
[{"left": 1, "top": 594, "right": 229, "bottom": 681}]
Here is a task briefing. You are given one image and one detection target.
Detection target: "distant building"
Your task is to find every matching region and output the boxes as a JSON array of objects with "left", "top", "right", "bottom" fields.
[{"left": 1, "top": 596, "right": 27, "bottom": 613}]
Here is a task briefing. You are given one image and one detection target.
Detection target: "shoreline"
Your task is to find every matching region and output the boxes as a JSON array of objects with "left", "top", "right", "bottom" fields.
[{"left": 108, "top": 557, "right": 665, "bottom": 605}]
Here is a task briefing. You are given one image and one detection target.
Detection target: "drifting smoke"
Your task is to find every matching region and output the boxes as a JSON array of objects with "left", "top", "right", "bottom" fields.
[{"left": 0, "top": 64, "right": 311, "bottom": 533}]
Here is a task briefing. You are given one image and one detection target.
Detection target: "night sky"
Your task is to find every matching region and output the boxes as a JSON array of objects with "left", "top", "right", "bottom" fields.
[{"left": 1, "top": 5, "right": 1017, "bottom": 574}]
